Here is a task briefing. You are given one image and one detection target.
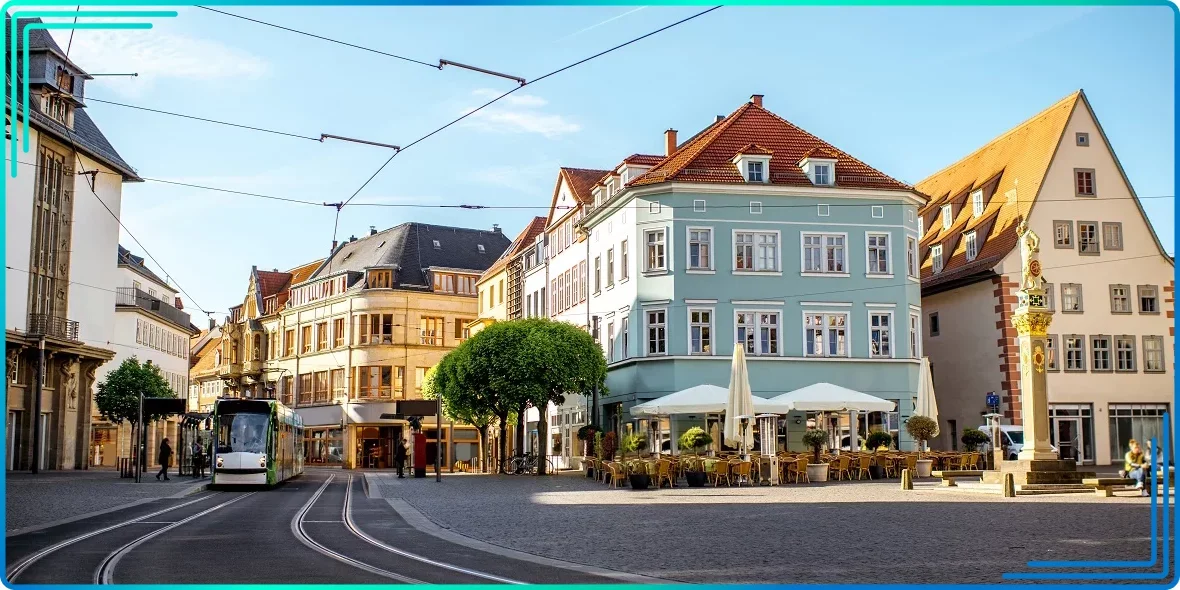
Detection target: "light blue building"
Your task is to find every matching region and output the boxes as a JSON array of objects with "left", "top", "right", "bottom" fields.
[{"left": 579, "top": 95, "right": 927, "bottom": 452}]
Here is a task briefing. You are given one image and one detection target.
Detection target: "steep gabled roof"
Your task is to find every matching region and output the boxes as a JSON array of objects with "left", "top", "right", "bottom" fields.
[
  {"left": 479, "top": 216, "right": 548, "bottom": 283},
  {"left": 117, "top": 245, "right": 169, "bottom": 290},
  {"left": 623, "top": 153, "right": 664, "bottom": 166},
  {"left": 629, "top": 99, "right": 911, "bottom": 191},
  {"left": 546, "top": 166, "right": 611, "bottom": 226},
  {"left": 916, "top": 91, "right": 1081, "bottom": 286},
  {"left": 255, "top": 270, "right": 290, "bottom": 299}
]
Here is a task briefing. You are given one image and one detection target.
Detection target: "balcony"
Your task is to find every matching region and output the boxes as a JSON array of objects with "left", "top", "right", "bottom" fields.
[
  {"left": 242, "top": 359, "right": 262, "bottom": 375},
  {"left": 116, "top": 287, "right": 191, "bottom": 329},
  {"left": 27, "top": 314, "right": 80, "bottom": 341},
  {"left": 219, "top": 362, "right": 242, "bottom": 378}
]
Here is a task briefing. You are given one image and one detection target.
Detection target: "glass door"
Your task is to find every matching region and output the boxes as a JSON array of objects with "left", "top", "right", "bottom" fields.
[
  {"left": 8, "top": 411, "right": 22, "bottom": 470},
  {"left": 1053, "top": 417, "right": 1083, "bottom": 463}
]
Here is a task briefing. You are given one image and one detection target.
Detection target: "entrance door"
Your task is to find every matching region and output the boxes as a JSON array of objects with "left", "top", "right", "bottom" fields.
[
  {"left": 1054, "top": 418, "right": 1083, "bottom": 463},
  {"left": 8, "top": 411, "right": 23, "bottom": 470},
  {"left": 38, "top": 413, "right": 48, "bottom": 471}
]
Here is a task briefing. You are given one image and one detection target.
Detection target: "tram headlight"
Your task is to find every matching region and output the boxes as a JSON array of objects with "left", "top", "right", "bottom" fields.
[
  {"left": 259, "top": 456, "right": 267, "bottom": 468},
  {"left": 216, "top": 456, "right": 223, "bottom": 468}
]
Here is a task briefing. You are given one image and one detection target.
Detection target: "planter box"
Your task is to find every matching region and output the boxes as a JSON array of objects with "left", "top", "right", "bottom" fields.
[
  {"left": 628, "top": 474, "right": 651, "bottom": 490},
  {"left": 869, "top": 465, "right": 885, "bottom": 480},
  {"left": 916, "top": 459, "right": 933, "bottom": 478},
  {"left": 685, "top": 471, "right": 708, "bottom": 487},
  {"left": 586, "top": 467, "right": 594, "bottom": 478},
  {"left": 806, "top": 463, "right": 829, "bottom": 482}
]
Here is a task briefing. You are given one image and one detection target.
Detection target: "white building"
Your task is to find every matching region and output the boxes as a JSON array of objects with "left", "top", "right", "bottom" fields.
[
  {"left": 90, "top": 247, "right": 198, "bottom": 467},
  {"left": 5, "top": 18, "right": 143, "bottom": 470}
]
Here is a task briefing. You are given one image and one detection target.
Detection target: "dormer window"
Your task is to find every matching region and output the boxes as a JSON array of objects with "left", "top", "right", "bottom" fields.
[
  {"left": 368, "top": 269, "right": 392, "bottom": 289},
  {"left": 55, "top": 67, "right": 73, "bottom": 93},
  {"left": 477, "top": 244, "right": 485, "bottom": 253},
  {"left": 965, "top": 230, "right": 978, "bottom": 261},
  {"left": 814, "top": 164, "right": 831, "bottom": 186},
  {"left": 747, "top": 161, "right": 764, "bottom": 182},
  {"left": 931, "top": 245, "right": 944, "bottom": 273},
  {"left": 44, "top": 94, "right": 71, "bottom": 126},
  {"left": 971, "top": 189, "right": 984, "bottom": 217},
  {"left": 432, "top": 240, "right": 441, "bottom": 250},
  {"left": 941, "top": 205, "right": 953, "bottom": 229}
]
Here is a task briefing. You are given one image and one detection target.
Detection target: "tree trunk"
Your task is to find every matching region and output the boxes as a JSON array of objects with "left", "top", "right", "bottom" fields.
[
  {"left": 515, "top": 405, "right": 526, "bottom": 459},
  {"left": 497, "top": 414, "right": 508, "bottom": 474},
  {"left": 537, "top": 405, "right": 548, "bottom": 476},
  {"left": 477, "top": 425, "right": 488, "bottom": 473}
]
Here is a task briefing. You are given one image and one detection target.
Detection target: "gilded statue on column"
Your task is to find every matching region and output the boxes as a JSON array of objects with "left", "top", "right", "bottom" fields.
[{"left": 1016, "top": 218, "right": 1043, "bottom": 293}]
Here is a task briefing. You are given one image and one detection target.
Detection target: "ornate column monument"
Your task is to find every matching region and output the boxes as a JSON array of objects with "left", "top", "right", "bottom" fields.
[{"left": 984, "top": 219, "right": 1094, "bottom": 488}]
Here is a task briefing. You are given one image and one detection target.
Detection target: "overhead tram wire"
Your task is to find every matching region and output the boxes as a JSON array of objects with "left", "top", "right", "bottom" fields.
[
  {"left": 336, "top": 6, "right": 725, "bottom": 209},
  {"left": 194, "top": 6, "right": 440, "bottom": 69},
  {"left": 86, "top": 98, "right": 322, "bottom": 142}
]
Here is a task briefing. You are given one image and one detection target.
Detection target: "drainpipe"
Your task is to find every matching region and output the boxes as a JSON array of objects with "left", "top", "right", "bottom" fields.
[
  {"left": 31, "top": 337, "right": 45, "bottom": 473},
  {"left": 583, "top": 226, "right": 598, "bottom": 429}
]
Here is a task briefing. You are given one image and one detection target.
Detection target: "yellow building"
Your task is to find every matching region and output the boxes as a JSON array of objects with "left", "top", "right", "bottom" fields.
[
  {"left": 469, "top": 217, "right": 548, "bottom": 336},
  {"left": 217, "top": 223, "right": 510, "bottom": 470}
]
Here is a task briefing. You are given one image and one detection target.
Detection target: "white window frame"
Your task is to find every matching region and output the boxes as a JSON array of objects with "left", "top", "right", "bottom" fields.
[
  {"left": 686, "top": 227, "right": 714, "bottom": 271},
  {"left": 734, "top": 229, "right": 781, "bottom": 274},
  {"left": 871, "top": 205, "right": 884, "bottom": 219},
  {"left": 750, "top": 201, "right": 763, "bottom": 215},
  {"left": 906, "top": 236, "right": 919, "bottom": 279},
  {"left": 965, "top": 230, "right": 978, "bottom": 262},
  {"left": 735, "top": 310, "right": 781, "bottom": 357},
  {"left": 869, "top": 310, "right": 894, "bottom": 359},
  {"left": 606, "top": 248, "right": 615, "bottom": 288},
  {"left": 649, "top": 202, "right": 661, "bottom": 214},
  {"left": 646, "top": 309, "right": 667, "bottom": 356},
  {"left": 971, "top": 189, "right": 984, "bottom": 217},
  {"left": 693, "top": 199, "right": 706, "bottom": 213},
  {"left": 802, "top": 311, "right": 851, "bottom": 358},
  {"left": 800, "top": 232, "right": 849, "bottom": 276},
  {"left": 817, "top": 204, "right": 830, "bottom": 217},
  {"left": 813, "top": 164, "right": 831, "bottom": 186},
  {"left": 643, "top": 228, "right": 667, "bottom": 273},
  {"left": 931, "top": 244, "right": 943, "bottom": 274},
  {"left": 908, "top": 312, "right": 920, "bottom": 358},
  {"left": 747, "top": 160, "right": 764, "bottom": 183},
  {"left": 687, "top": 307, "right": 715, "bottom": 356},
  {"left": 607, "top": 322, "right": 615, "bottom": 362},
  {"left": 918, "top": 216, "right": 925, "bottom": 237},
  {"left": 865, "top": 232, "right": 891, "bottom": 277},
  {"left": 941, "top": 205, "right": 953, "bottom": 229},
  {"left": 621, "top": 316, "right": 630, "bottom": 360}
]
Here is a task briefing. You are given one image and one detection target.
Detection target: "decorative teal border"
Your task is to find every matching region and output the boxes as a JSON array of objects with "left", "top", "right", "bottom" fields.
[{"left": 1, "top": 1, "right": 1176, "bottom": 588}]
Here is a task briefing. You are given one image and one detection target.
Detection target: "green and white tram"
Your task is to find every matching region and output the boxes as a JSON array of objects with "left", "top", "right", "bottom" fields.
[{"left": 210, "top": 398, "right": 304, "bottom": 486}]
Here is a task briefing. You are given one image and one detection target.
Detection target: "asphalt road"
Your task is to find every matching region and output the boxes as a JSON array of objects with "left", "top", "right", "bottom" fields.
[{"left": 5, "top": 469, "right": 615, "bottom": 585}]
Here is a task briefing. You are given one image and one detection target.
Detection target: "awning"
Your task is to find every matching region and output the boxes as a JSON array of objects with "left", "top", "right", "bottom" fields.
[
  {"left": 769, "top": 383, "right": 896, "bottom": 412},
  {"left": 630, "top": 384, "right": 794, "bottom": 416}
]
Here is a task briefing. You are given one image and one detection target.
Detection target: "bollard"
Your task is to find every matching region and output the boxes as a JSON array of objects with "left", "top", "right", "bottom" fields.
[
  {"left": 900, "top": 468, "right": 913, "bottom": 490},
  {"left": 1003, "top": 473, "right": 1016, "bottom": 497}
]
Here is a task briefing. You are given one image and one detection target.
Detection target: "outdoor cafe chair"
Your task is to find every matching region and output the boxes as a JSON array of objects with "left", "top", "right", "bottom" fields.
[
  {"left": 855, "top": 455, "right": 872, "bottom": 480},
  {"left": 733, "top": 461, "right": 753, "bottom": 487},
  {"left": 656, "top": 460, "right": 675, "bottom": 488},
  {"left": 905, "top": 455, "right": 918, "bottom": 474},
  {"left": 607, "top": 462, "right": 626, "bottom": 488},
  {"left": 792, "top": 457, "right": 810, "bottom": 483},
  {"left": 711, "top": 460, "right": 732, "bottom": 486}
]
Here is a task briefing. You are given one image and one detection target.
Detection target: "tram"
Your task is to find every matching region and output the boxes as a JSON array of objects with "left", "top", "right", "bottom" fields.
[{"left": 210, "top": 398, "right": 304, "bottom": 486}]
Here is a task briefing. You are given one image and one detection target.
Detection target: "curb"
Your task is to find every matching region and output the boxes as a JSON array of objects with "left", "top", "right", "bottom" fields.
[
  {"left": 381, "top": 495, "right": 677, "bottom": 584},
  {"left": 7, "top": 479, "right": 211, "bottom": 538}
]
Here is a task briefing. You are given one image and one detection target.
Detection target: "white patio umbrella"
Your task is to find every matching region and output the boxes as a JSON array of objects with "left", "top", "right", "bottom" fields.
[
  {"left": 724, "top": 347, "right": 755, "bottom": 454},
  {"left": 914, "top": 357, "right": 940, "bottom": 450},
  {"left": 629, "top": 385, "right": 792, "bottom": 416}
]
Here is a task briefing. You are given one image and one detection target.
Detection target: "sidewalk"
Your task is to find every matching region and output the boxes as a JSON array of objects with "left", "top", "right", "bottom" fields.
[{"left": 5, "top": 469, "right": 208, "bottom": 534}]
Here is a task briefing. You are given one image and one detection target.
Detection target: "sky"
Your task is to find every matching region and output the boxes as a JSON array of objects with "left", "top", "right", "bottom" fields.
[{"left": 42, "top": 5, "right": 1175, "bottom": 323}]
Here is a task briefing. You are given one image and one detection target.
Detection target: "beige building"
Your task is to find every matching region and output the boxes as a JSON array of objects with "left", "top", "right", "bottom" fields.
[
  {"left": 917, "top": 90, "right": 1174, "bottom": 465},
  {"left": 217, "top": 224, "right": 510, "bottom": 470},
  {"left": 469, "top": 217, "right": 547, "bottom": 336}
]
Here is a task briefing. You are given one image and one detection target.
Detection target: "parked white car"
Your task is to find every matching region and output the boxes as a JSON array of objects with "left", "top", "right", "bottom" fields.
[{"left": 978, "top": 425, "right": 1057, "bottom": 460}]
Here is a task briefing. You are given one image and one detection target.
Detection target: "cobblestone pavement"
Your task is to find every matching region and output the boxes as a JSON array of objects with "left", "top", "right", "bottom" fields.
[
  {"left": 5, "top": 469, "right": 207, "bottom": 532},
  {"left": 374, "top": 472, "right": 1166, "bottom": 584}
]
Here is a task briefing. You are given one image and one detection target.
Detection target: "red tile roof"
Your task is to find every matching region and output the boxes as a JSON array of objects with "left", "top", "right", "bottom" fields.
[
  {"left": 736, "top": 143, "right": 773, "bottom": 156},
  {"left": 274, "top": 258, "right": 326, "bottom": 309},
  {"left": 479, "top": 216, "right": 548, "bottom": 282},
  {"left": 630, "top": 101, "right": 912, "bottom": 192},
  {"left": 623, "top": 154, "right": 664, "bottom": 166},
  {"left": 800, "top": 147, "right": 839, "bottom": 161},
  {"left": 255, "top": 270, "right": 290, "bottom": 299},
  {"left": 561, "top": 167, "right": 610, "bottom": 204}
]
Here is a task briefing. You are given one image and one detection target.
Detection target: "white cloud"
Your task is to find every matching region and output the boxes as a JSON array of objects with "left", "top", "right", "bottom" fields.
[
  {"left": 461, "top": 90, "right": 580, "bottom": 138},
  {"left": 44, "top": 21, "right": 268, "bottom": 97},
  {"left": 471, "top": 163, "right": 555, "bottom": 194}
]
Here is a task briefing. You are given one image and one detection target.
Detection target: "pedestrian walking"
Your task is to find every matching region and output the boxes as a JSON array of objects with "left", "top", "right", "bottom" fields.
[
  {"left": 191, "top": 439, "right": 204, "bottom": 478},
  {"left": 394, "top": 439, "right": 408, "bottom": 478},
  {"left": 156, "top": 438, "right": 173, "bottom": 481}
]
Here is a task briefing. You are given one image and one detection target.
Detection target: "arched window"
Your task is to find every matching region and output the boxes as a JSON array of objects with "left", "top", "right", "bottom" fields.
[{"left": 253, "top": 333, "right": 262, "bottom": 360}]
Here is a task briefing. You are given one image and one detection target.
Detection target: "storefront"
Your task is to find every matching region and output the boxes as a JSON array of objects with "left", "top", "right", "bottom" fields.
[
  {"left": 305, "top": 427, "right": 344, "bottom": 466},
  {"left": 1049, "top": 404, "right": 1095, "bottom": 465},
  {"left": 1108, "top": 403, "right": 1171, "bottom": 462}
]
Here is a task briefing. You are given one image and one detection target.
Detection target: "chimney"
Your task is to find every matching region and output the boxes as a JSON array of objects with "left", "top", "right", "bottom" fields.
[
  {"left": 174, "top": 296, "right": 184, "bottom": 310},
  {"left": 370, "top": 225, "right": 378, "bottom": 236},
  {"left": 715, "top": 115, "right": 724, "bottom": 123},
  {"left": 493, "top": 224, "right": 501, "bottom": 234},
  {"left": 251, "top": 265, "right": 257, "bottom": 273},
  {"left": 350, "top": 235, "right": 357, "bottom": 242},
  {"left": 331, "top": 240, "right": 338, "bottom": 251},
  {"left": 750, "top": 94, "right": 763, "bottom": 108},
  {"left": 664, "top": 129, "right": 678, "bottom": 157},
  {"left": 209, "top": 318, "right": 216, "bottom": 331}
]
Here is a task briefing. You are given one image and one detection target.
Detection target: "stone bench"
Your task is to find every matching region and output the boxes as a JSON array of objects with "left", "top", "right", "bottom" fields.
[
  {"left": 931, "top": 470, "right": 984, "bottom": 487},
  {"left": 1083, "top": 477, "right": 1135, "bottom": 497}
]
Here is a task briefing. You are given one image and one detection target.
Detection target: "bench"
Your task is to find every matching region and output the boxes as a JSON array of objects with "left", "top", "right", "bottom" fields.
[
  {"left": 931, "top": 470, "right": 984, "bottom": 487},
  {"left": 1083, "top": 477, "right": 1135, "bottom": 497}
]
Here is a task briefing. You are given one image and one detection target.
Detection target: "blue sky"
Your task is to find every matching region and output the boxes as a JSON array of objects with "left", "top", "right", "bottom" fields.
[{"left": 45, "top": 5, "right": 1174, "bottom": 321}]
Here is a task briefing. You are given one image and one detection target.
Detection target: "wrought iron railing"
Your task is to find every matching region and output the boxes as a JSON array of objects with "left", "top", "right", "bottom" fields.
[
  {"left": 26, "top": 313, "right": 79, "bottom": 341},
  {"left": 116, "top": 287, "right": 191, "bottom": 328}
]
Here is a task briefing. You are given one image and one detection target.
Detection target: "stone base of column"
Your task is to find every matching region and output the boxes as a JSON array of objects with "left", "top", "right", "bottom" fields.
[{"left": 981, "top": 459, "right": 1096, "bottom": 486}]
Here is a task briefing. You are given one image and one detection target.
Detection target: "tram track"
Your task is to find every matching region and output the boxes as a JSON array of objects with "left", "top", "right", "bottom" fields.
[
  {"left": 6, "top": 492, "right": 223, "bottom": 583},
  {"left": 94, "top": 492, "right": 256, "bottom": 584},
  {"left": 290, "top": 474, "right": 425, "bottom": 584}
]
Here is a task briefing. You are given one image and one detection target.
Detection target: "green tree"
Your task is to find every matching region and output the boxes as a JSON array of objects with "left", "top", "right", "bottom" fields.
[
  {"left": 431, "top": 319, "right": 607, "bottom": 474},
  {"left": 905, "top": 415, "right": 940, "bottom": 458},
  {"left": 424, "top": 353, "right": 496, "bottom": 473},
  {"left": 94, "top": 358, "right": 176, "bottom": 467}
]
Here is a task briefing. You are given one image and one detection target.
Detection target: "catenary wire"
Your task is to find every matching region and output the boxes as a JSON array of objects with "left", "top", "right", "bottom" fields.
[
  {"left": 194, "top": 6, "right": 440, "bottom": 69},
  {"left": 337, "top": 6, "right": 724, "bottom": 208},
  {"left": 86, "top": 97, "right": 322, "bottom": 141}
]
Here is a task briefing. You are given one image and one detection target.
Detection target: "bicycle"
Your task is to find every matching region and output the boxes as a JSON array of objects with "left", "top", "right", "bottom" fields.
[{"left": 508, "top": 452, "right": 555, "bottom": 475}]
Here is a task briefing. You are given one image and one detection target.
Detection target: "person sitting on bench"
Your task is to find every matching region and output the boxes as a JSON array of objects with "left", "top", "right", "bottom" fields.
[{"left": 1125, "top": 439, "right": 1149, "bottom": 497}]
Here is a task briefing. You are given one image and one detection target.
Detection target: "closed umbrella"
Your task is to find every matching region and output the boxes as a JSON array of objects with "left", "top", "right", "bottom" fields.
[
  {"left": 915, "top": 357, "right": 940, "bottom": 452},
  {"left": 724, "top": 347, "right": 755, "bottom": 454}
]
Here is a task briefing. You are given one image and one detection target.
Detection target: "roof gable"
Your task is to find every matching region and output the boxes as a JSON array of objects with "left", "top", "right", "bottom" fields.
[
  {"left": 479, "top": 216, "right": 547, "bottom": 282},
  {"left": 546, "top": 167, "right": 609, "bottom": 226}
]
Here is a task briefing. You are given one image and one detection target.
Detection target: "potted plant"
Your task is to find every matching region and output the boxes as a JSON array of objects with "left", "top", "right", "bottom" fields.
[
  {"left": 961, "top": 428, "right": 990, "bottom": 453},
  {"left": 602, "top": 431, "right": 618, "bottom": 462},
  {"left": 578, "top": 425, "right": 599, "bottom": 477},
  {"left": 866, "top": 431, "right": 893, "bottom": 478},
  {"left": 622, "top": 434, "right": 650, "bottom": 489},
  {"left": 906, "top": 415, "right": 939, "bottom": 478},
  {"left": 801, "top": 429, "right": 830, "bottom": 482},
  {"left": 678, "top": 427, "right": 713, "bottom": 487}
]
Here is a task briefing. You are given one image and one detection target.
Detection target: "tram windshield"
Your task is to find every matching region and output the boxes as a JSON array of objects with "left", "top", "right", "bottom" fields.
[{"left": 216, "top": 412, "right": 269, "bottom": 454}]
